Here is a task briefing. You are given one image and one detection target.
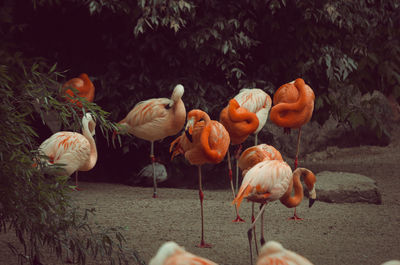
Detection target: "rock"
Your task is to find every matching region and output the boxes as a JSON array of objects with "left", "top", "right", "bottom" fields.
[{"left": 313, "top": 171, "right": 382, "bottom": 204}]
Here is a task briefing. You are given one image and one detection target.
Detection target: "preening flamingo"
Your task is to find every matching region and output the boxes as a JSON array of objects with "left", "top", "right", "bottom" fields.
[
  {"left": 114, "top": 84, "right": 186, "bottom": 198},
  {"left": 232, "top": 159, "right": 316, "bottom": 265},
  {"left": 256, "top": 241, "right": 314, "bottom": 265},
  {"left": 37, "top": 113, "right": 97, "bottom": 189},
  {"left": 63, "top": 73, "right": 95, "bottom": 109},
  {"left": 269, "top": 78, "right": 314, "bottom": 170},
  {"left": 220, "top": 89, "right": 271, "bottom": 221},
  {"left": 149, "top": 241, "right": 218, "bottom": 265},
  {"left": 170, "top": 109, "right": 230, "bottom": 247},
  {"left": 269, "top": 78, "right": 314, "bottom": 219}
]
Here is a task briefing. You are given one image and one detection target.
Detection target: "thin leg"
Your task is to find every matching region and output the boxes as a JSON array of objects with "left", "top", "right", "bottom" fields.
[
  {"left": 234, "top": 144, "right": 242, "bottom": 194},
  {"left": 252, "top": 203, "right": 258, "bottom": 254},
  {"left": 288, "top": 207, "right": 303, "bottom": 221},
  {"left": 254, "top": 133, "right": 258, "bottom": 146},
  {"left": 150, "top": 141, "right": 157, "bottom": 198},
  {"left": 294, "top": 127, "right": 301, "bottom": 170},
  {"left": 197, "top": 166, "right": 211, "bottom": 248},
  {"left": 228, "top": 149, "right": 245, "bottom": 222},
  {"left": 260, "top": 205, "right": 265, "bottom": 247},
  {"left": 74, "top": 171, "right": 80, "bottom": 191},
  {"left": 290, "top": 128, "right": 302, "bottom": 219},
  {"left": 247, "top": 203, "right": 267, "bottom": 265}
]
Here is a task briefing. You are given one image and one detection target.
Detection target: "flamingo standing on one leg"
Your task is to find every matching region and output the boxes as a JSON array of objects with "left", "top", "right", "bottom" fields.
[
  {"left": 220, "top": 89, "right": 271, "bottom": 222},
  {"left": 232, "top": 159, "right": 316, "bottom": 265},
  {"left": 62, "top": 73, "right": 96, "bottom": 188},
  {"left": 269, "top": 78, "right": 315, "bottom": 220},
  {"left": 256, "top": 241, "right": 314, "bottom": 265},
  {"left": 149, "top": 241, "right": 217, "bottom": 265},
  {"left": 170, "top": 109, "right": 230, "bottom": 248},
  {"left": 114, "top": 84, "right": 186, "bottom": 198},
  {"left": 37, "top": 113, "right": 97, "bottom": 187}
]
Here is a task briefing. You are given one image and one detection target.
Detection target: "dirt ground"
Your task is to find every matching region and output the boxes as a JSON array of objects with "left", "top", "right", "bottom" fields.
[{"left": 1, "top": 129, "right": 400, "bottom": 265}]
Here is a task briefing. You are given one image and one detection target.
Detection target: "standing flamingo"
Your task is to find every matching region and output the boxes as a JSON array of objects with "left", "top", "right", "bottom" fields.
[
  {"left": 63, "top": 73, "right": 95, "bottom": 109},
  {"left": 170, "top": 109, "right": 230, "bottom": 248},
  {"left": 114, "top": 84, "right": 186, "bottom": 198},
  {"left": 62, "top": 73, "right": 96, "bottom": 189},
  {"left": 232, "top": 159, "right": 316, "bottom": 265},
  {"left": 256, "top": 241, "right": 314, "bottom": 265},
  {"left": 220, "top": 89, "right": 271, "bottom": 222},
  {"left": 149, "top": 241, "right": 218, "bottom": 265},
  {"left": 269, "top": 78, "right": 314, "bottom": 219},
  {"left": 37, "top": 113, "right": 97, "bottom": 189}
]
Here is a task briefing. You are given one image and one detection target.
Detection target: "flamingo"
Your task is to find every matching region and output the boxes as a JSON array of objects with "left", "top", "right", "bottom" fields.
[
  {"left": 170, "top": 109, "right": 230, "bottom": 248},
  {"left": 149, "top": 241, "right": 218, "bottom": 265},
  {"left": 256, "top": 241, "right": 314, "bottom": 265},
  {"left": 220, "top": 89, "right": 271, "bottom": 222},
  {"left": 62, "top": 73, "right": 96, "bottom": 189},
  {"left": 269, "top": 78, "right": 314, "bottom": 219},
  {"left": 114, "top": 84, "right": 186, "bottom": 198},
  {"left": 232, "top": 159, "right": 316, "bottom": 265},
  {"left": 381, "top": 261, "right": 400, "bottom": 265},
  {"left": 37, "top": 113, "right": 97, "bottom": 189},
  {"left": 63, "top": 73, "right": 95, "bottom": 109}
]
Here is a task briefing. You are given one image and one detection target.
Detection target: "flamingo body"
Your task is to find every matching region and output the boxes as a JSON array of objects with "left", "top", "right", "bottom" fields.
[
  {"left": 234, "top": 88, "right": 272, "bottom": 135},
  {"left": 116, "top": 84, "right": 186, "bottom": 141},
  {"left": 38, "top": 113, "right": 97, "bottom": 177},
  {"left": 149, "top": 241, "right": 218, "bottom": 265},
  {"left": 170, "top": 110, "right": 230, "bottom": 165},
  {"left": 233, "top": 159, "right": 293, "bottom": 209},
  {"left": 269, "top": 78, "right": 314, "bottom": 129},
  {"left": 238, "top": 144, "right": 283, "bottom": 176},
  {"left": 63, "top": 73, "right": 95, "bottom": 108},
  {"left": 256, "top": 241, "right": 314, "bottom": 265}
]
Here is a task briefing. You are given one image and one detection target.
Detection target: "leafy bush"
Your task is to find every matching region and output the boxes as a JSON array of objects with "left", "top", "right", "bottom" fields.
[{"left": 0, "top": 50, "right": 128, "bottom": 264}]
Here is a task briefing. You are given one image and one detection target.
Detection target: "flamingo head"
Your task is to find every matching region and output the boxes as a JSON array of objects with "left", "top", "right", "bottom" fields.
[{"left": 83, "top": 112, "right": 96, "bottom": 137}]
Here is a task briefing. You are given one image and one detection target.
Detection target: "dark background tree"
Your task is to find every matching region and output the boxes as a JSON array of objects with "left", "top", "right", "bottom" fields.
[{"left": 1, "top": 0, "right": 399, "bottom": 263}]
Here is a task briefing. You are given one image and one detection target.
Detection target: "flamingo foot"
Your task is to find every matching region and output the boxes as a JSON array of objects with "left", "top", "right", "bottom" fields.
[
  {"left": 152, "top": 193, "right": 158, "bottom": 198},
  {"left": 197, "top": 240, "right": 212, "bottom": 248},
  {"left": 288, "top": 213, "right": 303, "bottom": 221},
  {"left": 232, "top": 215, "right": 245, "bottom": 223}
]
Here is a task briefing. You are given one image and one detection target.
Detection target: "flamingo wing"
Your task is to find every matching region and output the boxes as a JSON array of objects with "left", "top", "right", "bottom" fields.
[
  {"left": 123, "top": 98, "right": 172, "bottom": 128},
  {"left": 233, "top": 160, "right": 292, "bottom": 208},
  {"left": 165, "top": 253, "right": 218, "bottom": 265},
  {"left": 39, "top": 132, "right": 90, "bottom": 176}
]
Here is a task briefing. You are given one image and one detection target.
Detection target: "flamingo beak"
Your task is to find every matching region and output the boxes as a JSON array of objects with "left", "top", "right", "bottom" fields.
[
  {"left": 309, "top": 198, "right": 316, "bottom": 208},
  {"left": 308, "top": 187, "right": 316, "bottom": 208}
]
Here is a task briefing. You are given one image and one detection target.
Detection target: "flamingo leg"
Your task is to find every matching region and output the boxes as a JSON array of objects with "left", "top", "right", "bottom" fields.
[
  {"left": 74, "top": 171, "right": 80, "bottom": 191},
  {"left": 197, "top": 166, "right": 211, "bottom": 248},
  {"left": 290, "top": 128, "right": 303, "bottom": 219},
  {"left": 228, "top": 149, "right": 245, "bottom": 223},
  {"left": 254, "top": 133, "right": 258, "bottom": 146},
  {"left": 247, "top": 203, "right": 267, "bottom": 265},
  {"left": 234, "top": 144, "right": 242, "bottom": 194},
  {"left": 260, "top": 204, "right": 265, "bottom": 247},
  {"left": 252, "top": 202, "right": 258, "bottom": 254},
  {"left": 150, "top": 141, "right": 157, "bottom": 198}
]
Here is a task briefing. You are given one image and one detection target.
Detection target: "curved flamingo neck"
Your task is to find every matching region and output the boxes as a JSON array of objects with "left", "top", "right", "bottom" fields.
[
  {"left": 279, "top": 168, "right": 314, "bottom": 208},
  {"left": 82, "top": 117, "right": 98, "bottom": 170},
  {"left": 190, "top": 110, "right": 210, "bottom": 125},
  {"left": 227, "top": 99, "right": 259, "bottom": 133}
]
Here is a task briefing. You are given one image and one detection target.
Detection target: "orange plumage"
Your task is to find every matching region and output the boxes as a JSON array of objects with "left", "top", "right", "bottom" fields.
[
  {"left": 170, "top": 109, "right": 230, "bottom": 165},
  {"left": 63, "top": 73, "right": 95, "bottom": 108},
  {"left": 269, "top": 78, "right": 314, "bottom": 129},
  {"left": 170, "top": 109, "right": 230, "bottom": 248}
]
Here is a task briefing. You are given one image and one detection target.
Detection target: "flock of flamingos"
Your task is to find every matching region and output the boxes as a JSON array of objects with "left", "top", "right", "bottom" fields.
[{"left": 36, "top": 74, "right": 399, "bottom": 265}]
